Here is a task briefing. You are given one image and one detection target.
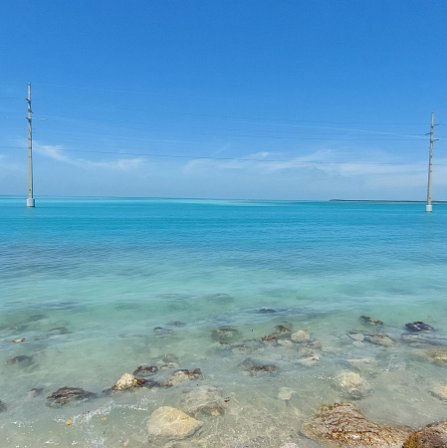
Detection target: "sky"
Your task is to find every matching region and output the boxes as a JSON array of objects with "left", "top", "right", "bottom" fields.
[{"left": 1, "top": 0, "right": 447, "bottom": 200}]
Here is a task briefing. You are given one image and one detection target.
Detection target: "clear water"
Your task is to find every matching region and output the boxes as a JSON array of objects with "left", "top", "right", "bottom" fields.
[{"left": 1, "top": 197, "right": 447, "bottom": 447}]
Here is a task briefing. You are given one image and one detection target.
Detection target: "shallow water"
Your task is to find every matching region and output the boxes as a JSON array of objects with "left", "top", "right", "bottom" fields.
[{"left": 1, "top": 198, "right": 447, "bottom": 447}]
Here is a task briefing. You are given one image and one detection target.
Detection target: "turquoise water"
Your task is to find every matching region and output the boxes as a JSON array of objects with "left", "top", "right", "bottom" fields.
[{"left": 1, "top": 198, "right": 447, "bottom": 447}]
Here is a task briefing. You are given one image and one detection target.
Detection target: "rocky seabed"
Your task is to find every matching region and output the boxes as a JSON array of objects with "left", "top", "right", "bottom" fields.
[{"left": 1, "top": 314, "right": 447, "bottom": 447}]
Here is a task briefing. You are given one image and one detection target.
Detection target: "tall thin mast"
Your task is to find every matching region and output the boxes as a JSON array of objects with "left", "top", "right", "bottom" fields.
[
  {"left": 426, "top": 112, "right": 437, "bottom": 213},
  {"left": 26, "top": 82, "right": 35, "bottom": 207}
]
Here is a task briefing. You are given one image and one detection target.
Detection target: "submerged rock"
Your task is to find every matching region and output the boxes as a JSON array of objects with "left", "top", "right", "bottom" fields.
[
  {"left": 147, "top": 406, "right": 203, "bottom": 439},
  {"left": 405, "top": 321, "right": 434, "bottom": 333},
  {"left": 261, "top": 324, "right": 292, "bottom": 343},
  {"left": 211, "top": 326, "right": 241, "bottom": 344},
  {"left": 28, "top": 314, "right": 47, "bottom": 322},
  {"left": 277, "top": 387, "right": 296, "bottom": 403},
  {"left": 154, "top": 326, "right": 174, "bottom": 336},
  {"left": 167, "top": 321, "right": 186, "bottom": 327},
  {"left": 348, "top": 330, "right": 365, "bottom": 342},
  {"left": 47, "top": 387, "right": 96, "bottom": 407},
  {"left": 335, "top": 370, "right": 371, "bottom": 399},
  {"left": 166, "top": 368, "right": 203, "bottom": 386},
  {"left": 181, "top": 386, "right": 225, "bottom": 417},
  {"left": 401, "top": 333, "right": 447, "bottom": 347},
  {"left": 112, "top": 373, "right": 144, "bottom": 391},
  {"left": 48, "top": 326, "right": 70, "bottom": 335},
  {"left": 424, "top": 349, "right": 447, "bottom": 365},
  {"left": 230, "top": 339, "right": 264, "bottom": 355},
  {"left": 297, "top": 346, "right": 320, "bottom": 366},
  {"left": 257, "top": 307, "right": 277, "bottom": 314},
  {"left": 430, "top": 385, "right": 447, "bottom": 401},
  {"left": 301, "top": 402, "right": 411, "bottom": 447},
  {"left": 364, "top": 333, "right": 396, "bottom": 347},
  {"left": 0, "top": 400, "right": 6, "bottom": 412},
  {"left": 240, "top": 358, "right": 278, "bottom": 376},
  {"left": 298, "top": 352, "right": 320, "bottom": 367},
  {"left": 360, "top": 315, "right": 384, "bottom": 326},
  {"left": 7, "top": 355, "right": 34, "bottom": 367},
  {"left": 27, "top": 387, "right": 44, "bottom": 398},
  {"left": 403, "top": 421, "right": 447, "bottom": 448},
  {"left": 291, "top": 330, "right": 310, "bottom": 343},
  {"left": 205, "top": 293, "right": 234, "bottom": 304},
  {"left": 133, "top": 365, "right": 159, "bottom": 378}
]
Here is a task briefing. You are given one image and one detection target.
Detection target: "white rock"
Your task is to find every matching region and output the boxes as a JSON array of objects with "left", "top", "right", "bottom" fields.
[
  {"left": 112, "top": 373, "right": 140, "bottom": 391},
  {"left": 291, "top": 330, "right": 310, "bottom": 343},
  {"left": 277, "top": 387, "right": 295, "bottom": 402},
  {"left": 336, "top": 370, "right": 371, "bottom": 399},
  {"left": 147, "top": 406, "right": 202, "bottom": 439}
]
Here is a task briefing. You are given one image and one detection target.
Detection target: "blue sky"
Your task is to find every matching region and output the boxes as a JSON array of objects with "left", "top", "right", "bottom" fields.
[{"left": 1, "top": 0, "right": 447, "bottom": 199}]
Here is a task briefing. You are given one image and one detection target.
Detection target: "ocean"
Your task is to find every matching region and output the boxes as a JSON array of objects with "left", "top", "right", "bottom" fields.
[{"left": 1, "top": 197, "right": 446, "bottom": 447}]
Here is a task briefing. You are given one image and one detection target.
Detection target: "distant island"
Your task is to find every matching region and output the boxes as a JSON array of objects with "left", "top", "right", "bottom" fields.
[{"left": 330, "top": 199, "right": 447, "bottom": 203}]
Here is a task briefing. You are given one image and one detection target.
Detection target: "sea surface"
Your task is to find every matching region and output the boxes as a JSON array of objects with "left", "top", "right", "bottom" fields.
[{"left": 0, "top": 197, "right": 447, "bottom": 447}]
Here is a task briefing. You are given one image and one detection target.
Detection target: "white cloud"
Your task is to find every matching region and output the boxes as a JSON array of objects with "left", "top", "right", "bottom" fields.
[
  {"left": 182, "top": 148, "right": 447, "bottom": 196},
  {"left": 33, "top": 142, "right": 145, "bottom": 171}
]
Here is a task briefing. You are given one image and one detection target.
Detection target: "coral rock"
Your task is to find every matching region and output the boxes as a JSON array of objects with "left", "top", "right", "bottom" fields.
[
  {"left": 335, "top": 370, "right": 371, "bottom": 399},
  {"left": 403, "top": 421, "right": 447, "bottom": 448},
  {"left": 147, "top": 406, "right": 202, "bottom": 439},
  {"left": 166, "top": 369, "right": 203, "bottom": 386},
  {"left": 112, "top": 373, "right": 144, "bottom": 391},
  {"left": 181, "top": 386, "right": 225, "bottom": 417},
  {"left": 291, "top": 330, "right": 310, "bottom": 343},
  {"left": 301, "top": 402, "right": 410, "bottom": 447}
]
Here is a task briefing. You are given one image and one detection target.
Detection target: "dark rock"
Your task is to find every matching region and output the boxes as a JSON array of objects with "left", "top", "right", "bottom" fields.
[
  {"left": 46, "top": 387, "right": 97, "bottom": 407},
  {"left": 360, "top": 315, "right": 384, "bottom": 326},
  {"left": 143, "top": 379, "right": 162, "bottom": 389},
  {"left": 211, "top": 326, "right": 241, "bottom": 344},
  {"left": 403, "top": 421, "right": 447, "bottom": 448},
  {"left": 257, "top": 308, "right": 277, "bottom": 314},
  {"left": 405, "top": 321, "right": 434, "bottom": 333},
  {"left": 133, "top": 365, "right": 159, "bottom": 378},
  {"left": 240, "top": 358, "right": 278, "bottom": 376},
  {"left": 301, "top": 402, "right": 411, "bottom": 447},
  {"left": 7, "top": 355, "right": 34, "bottom": 367},
  {"left": 0, "top": 401, "right": 6, "bottom": 412}
]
